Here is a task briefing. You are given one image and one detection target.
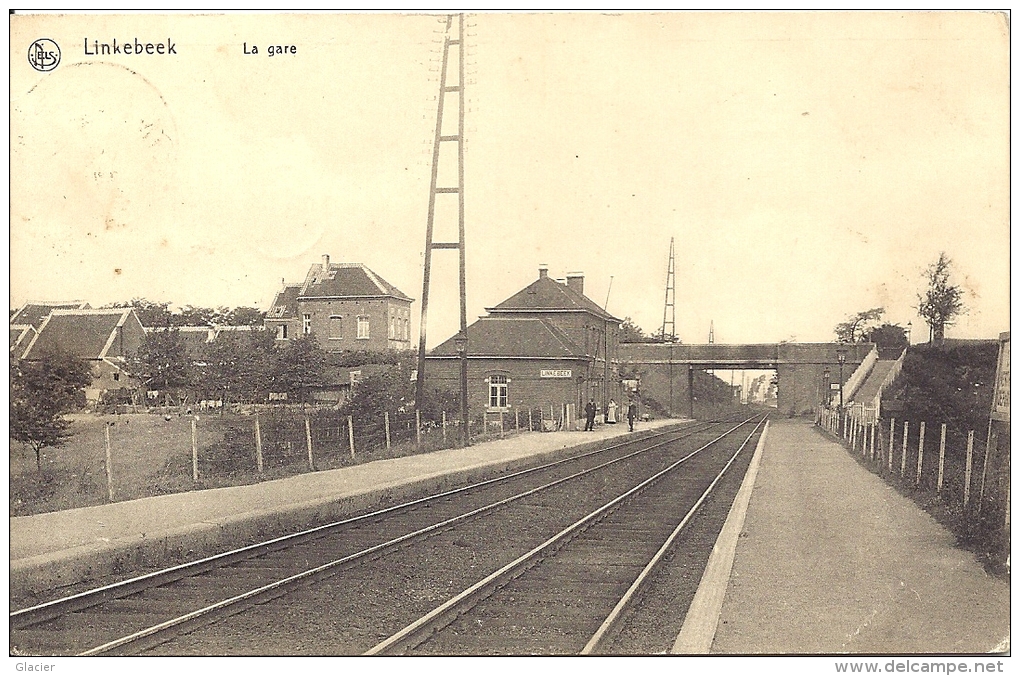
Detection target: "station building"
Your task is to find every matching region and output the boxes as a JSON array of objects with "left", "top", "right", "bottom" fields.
[{"left": 425, "top": 266, "right": 623, "bottom": 421}]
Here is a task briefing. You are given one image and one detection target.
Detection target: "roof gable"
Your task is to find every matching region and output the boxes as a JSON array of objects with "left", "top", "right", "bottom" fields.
[
  {"left": 487, "top": 276, "right": 619, "bottom": 322},
  {"left": 24, "top": 309, "right": 135, "bottom": 360}
]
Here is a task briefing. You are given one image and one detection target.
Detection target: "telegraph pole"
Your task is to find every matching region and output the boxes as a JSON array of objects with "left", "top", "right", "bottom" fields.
[
  {"left": 661, "top": 237, "right": 676, "bottom": 416},
  {"left": 415, "top": 14, "right": 469, "bottom": 445}
]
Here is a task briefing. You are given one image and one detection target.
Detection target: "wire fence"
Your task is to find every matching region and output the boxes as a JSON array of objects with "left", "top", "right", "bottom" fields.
[
  {"left": 11, "top": 402, "right": 620, "bottom": 511},
  {"left": 817, "top": 405, "right": 1009, "bottom": 551}
]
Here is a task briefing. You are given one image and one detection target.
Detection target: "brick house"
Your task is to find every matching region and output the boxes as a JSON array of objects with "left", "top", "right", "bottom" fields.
[
  {"left": 21, "top": 308, "right": 146, "bottom": 403},
  {"left": 425, "top": 266, "right": 623, "bottom": 422},
  {"left": 265, "top": 255, "right": 413, "bottom": 353}
]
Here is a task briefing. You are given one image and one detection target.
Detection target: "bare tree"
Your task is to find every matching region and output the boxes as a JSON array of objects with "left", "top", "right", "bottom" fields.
[{"left": 917, "top": 252, "right": 966, "bottom": 342}]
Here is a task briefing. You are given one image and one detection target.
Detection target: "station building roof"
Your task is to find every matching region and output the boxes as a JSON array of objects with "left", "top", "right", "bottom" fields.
[
  {"left": 487, "top": 273, "right": 620, "bottom": 323},
  {"left": 429, "top": 317, "right": 585, "bottom": 359}
]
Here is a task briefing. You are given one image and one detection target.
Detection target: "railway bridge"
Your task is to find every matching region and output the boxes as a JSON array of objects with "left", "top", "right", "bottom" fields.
[{"left": 618, "top": 342, "right": 874, "bottom": 417}]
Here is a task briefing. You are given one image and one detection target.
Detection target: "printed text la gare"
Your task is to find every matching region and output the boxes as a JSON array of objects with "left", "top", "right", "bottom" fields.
[{"left": 244, "top": 42, "right": 296, "bottom": 57}]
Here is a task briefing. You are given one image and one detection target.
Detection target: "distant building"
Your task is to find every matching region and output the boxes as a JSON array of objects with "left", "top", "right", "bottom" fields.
[
  {"left": 21, "top": 308, "right": 146, "bottom": 403},
  {"left": 10, "top": 300, "right": 90, "bottom": 330},
  {"left": 426, "top": 266, "right": 623, "bottom": 422},
  {"left": 265, "top": 254, "right": 413, "bottom": 353}
]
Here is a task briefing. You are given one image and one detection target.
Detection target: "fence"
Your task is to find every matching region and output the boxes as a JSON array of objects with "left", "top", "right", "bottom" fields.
[
  {"left": 816, "top": 405, "right": 1010, "bottom": 541},
  {"left": 11, "top": 401, "right": 618, "bottom": 512}
]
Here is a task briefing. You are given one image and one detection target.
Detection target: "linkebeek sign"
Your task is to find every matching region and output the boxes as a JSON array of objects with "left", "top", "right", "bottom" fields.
[{"left": 540, "top": 369, "right": 572, "bottom": 379}]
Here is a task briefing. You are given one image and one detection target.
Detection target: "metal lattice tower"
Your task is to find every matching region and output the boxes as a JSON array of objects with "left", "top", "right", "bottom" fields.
[
  {"left": 709, "top": 320, "right": 715, "bottom": 344},
  {"left": 415, "top": 14, "right": 468, "bottom": 438},
  {"left": 661, "top": 237, "right": 676, "bottom": 341}
]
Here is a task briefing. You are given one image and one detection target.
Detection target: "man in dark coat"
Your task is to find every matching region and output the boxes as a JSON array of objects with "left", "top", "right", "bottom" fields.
[
  {"left": 627, "top": 401, "right": 638, "bottom": 432},
  {"left": 584, "top": 398, "right": 597, "bottom": 431}
]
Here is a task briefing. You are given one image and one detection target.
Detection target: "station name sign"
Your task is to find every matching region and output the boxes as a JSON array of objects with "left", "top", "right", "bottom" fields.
[{"left": 540, "top": 369, "right": 572, "bottom": 379}]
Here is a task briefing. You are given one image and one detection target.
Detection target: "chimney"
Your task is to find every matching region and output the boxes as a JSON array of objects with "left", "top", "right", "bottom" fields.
[
  {"left": 322, "top": 253, "right": 330, "bottom": 270},
  {"left": 538, "top": 264, "right": 549, "bottom": 279},
  {"left": 566, "top": 272, "right": 584, "bottom": 296}
]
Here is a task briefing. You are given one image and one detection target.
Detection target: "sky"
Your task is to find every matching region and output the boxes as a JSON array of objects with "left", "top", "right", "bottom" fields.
[{"left": 9, "top": 11, "right": 1011, "bottom": 348}]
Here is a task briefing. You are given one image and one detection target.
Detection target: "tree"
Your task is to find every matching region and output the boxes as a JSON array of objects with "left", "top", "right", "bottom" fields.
[
  {"left": 864, "top": 323, "right": 909, "bottom": 352},
  {"left": 649, "top": 327, "right": 680, "bottom": 343},
  {"left": 10, "top": 353, "right": 92, "bottom": 471},
  {"left": 620, "top": 317, "right": 650, "bottom": 343},
  {"left": 102, "top": 298, "right": 172, "bottom": 327},
  {"left": 222, "top": 306, "right": 266, "bottom": 326},
  {"left": 273, "top": 334, "right": 327, "bottom": 405},
  {"left": 917, "top": 252, "right": 966, "bottom": 343},
  {"left": 834, "top": 307, "right": 885, "bottom": 343},
  {"left": 131, "top": 327, "right": 193, "bottom": 396}
]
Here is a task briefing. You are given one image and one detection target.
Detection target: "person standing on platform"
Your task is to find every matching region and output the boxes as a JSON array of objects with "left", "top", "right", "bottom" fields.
[
  {"left": 607, "top": 399, "right": 618, "bottom": 424},
  {"left": 584, "top": 398, "right": 597, "bottom": 431},
  {"left": 627, "top": 401, "right": 638, "bottom": 432}
]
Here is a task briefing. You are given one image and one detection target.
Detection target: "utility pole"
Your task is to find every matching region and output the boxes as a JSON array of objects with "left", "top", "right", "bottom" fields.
[
  {"left": 662, "top": 237, "right": 676, "bottom": 416},
  {"left": 415, "top": 14, "right": 470, "bottom": 446}
]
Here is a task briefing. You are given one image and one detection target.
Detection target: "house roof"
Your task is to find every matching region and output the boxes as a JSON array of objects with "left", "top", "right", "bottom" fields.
[
  {"left": 24, "top": 308, "right": 139, "bottom": 360},
  {"left": 266, "top": 285, "right": 301, "bottom": 320},
  {"left": 429, "top": 317, "right": 585, "bottom": 359},
  {"left": 10, "top": 301, "right": 90, "bottom": 329},
  {"left": 299, "top": 262, "right": 413, "bottom": 302},
  {"left": 487, "top": 275, "right": 620, "bottom": 322},
  {"left": 9, "top": 324, "right": 36, "bottom": 358}
]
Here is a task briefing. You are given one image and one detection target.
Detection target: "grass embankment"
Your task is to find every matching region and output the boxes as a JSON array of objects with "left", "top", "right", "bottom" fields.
[{"left": 873, "top": 340, "right": 1008, "bottom": 576}]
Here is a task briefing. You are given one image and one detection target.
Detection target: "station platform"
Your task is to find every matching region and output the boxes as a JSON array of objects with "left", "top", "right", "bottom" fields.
[
  {"left": 10, "top": 418, "right": 682, "bottom": 597},
  {"left": 677, "top": 418, "right": 1010, "bottom": 655}
]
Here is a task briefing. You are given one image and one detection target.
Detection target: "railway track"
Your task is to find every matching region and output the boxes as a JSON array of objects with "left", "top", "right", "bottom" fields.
[
  {"left": 368, "top": 415, "right": 767, "bottom": 655},
  {"left": 10, "top": 416, "right": 750, "bottom": 656}
]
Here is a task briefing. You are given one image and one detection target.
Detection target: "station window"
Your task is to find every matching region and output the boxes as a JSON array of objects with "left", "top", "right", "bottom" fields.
[
  {"left": 488, "top": 375, "right": 508, "bottom": 409},
  {"left": 328, "top": 316, "right": 343, "bottom": 340},
  {"left": 357, "top": 316, "right": 370, "bottom": 340},
  {"left": 302, "top": 313, "right": 312, "bottom": 335}
]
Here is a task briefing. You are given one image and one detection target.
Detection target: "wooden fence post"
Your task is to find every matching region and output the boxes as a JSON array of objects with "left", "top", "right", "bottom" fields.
[
  {"left": 964, "top": 430, "right": 974, "bottom": 507},
  {"left": 305, "top": 415, "right": 314, "bottom": 471},
  {"left": 415, "top": 409, "right": 422, "bottom": 449},
  {"left": 869, "top": 420, "right": 876, "bottom": 461},
  {"left": 192, "top": 418, "right": 199, "bottom": 482},
  {"left": 347, "top": 415, "right": 356, "bottom": 459},
  {"left": 916, "top": 421, "right": 925, "bottom": 486},
  {"left": 937, "top": 423, "right": 947, "bottom": 496},
  {"left": 499, "top": 411, "right": 505, "bottom": 438},
  {"left": 255, "top": 413, "right": 264, "bottom": 473},
  {"left": 384, "top": 412, "right": 392, "bottom": 451},
  {"left": 888, "top": 418, "right": 896, "bottom": 471},
  {"left": 978, "top": 429, "right": 997, "bottom": 514},
  {"left": 441, "top": 411, "right": 447, "bottom": 444},
  {"left": 104, "top": 423, "right": 115, "bottom": 502},
  {"left": 515, "top": 409, "right": 519, "bottom": 432},
  {"left": 529, "top": 407, "right": 534, "bottom": 431},
  {"left": 900, "top": 421, "right": 909, "bottom": 477}
]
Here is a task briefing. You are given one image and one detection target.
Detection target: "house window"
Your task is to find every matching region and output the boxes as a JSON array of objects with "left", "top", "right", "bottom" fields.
[
  {"left": 302, "top": 314, "right": 312, "bottom": 335},
  {"left": 389, "top": 316, "right": 396, "bottom": 340},
  {"left": 357, "top": 316, "right": 370, "bottom": 339},
  {"left": 113, "top": 372, "right": 120, "bottom": 382},
  {"left": 276, "top": 324, "right": 288, "bottom": 340},
  {"left": 488, "top": 375, "right": 508, "bottom": 409},
  {"left": 328, "top": 316, "right": 343, "bottom": 340}
]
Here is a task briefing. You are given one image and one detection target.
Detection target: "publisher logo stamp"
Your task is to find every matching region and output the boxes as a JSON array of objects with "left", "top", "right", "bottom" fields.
[{"left": 28, "top": 39, "right": 60, "bottom": 72}]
